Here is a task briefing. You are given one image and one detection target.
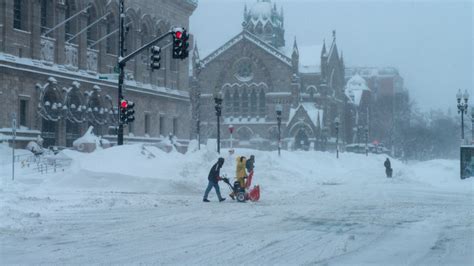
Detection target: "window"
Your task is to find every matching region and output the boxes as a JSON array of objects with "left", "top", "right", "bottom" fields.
[
  {"left": 259, "top": 90, "right": 266, "bottom": 115},
  {"left": 173, "top": 118, "right": 178, "bottom": 136},
  {"left": 144, "top": 113, "right": 150, "bottom": 135},
  {"left": 64, "top": 0, "right": 76, "bottom": 42},
  {"left": 87, "top": 6, "right": 98, "bottom": 46},
  {"left": 20, "top": 99, "right": 28, "bottom": 127},
  {"left": 250, "top": 89, "right": 257, "bottom": 116},
  {"left": 13, "top": 0, "right": 23, "bottom": 30},
  {"left": 159, "top": 116, "right": 164, "bottom": 136}
]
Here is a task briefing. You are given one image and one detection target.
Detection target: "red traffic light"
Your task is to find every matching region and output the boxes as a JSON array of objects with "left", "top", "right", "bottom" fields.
[
  {"left": 175, "top": 31, "right": 182, "bottom": 39},
  {"left": 120, "top": 99, "right": 128, "bottom": 109}
]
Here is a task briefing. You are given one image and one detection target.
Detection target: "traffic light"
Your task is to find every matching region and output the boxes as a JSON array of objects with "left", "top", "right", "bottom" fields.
[
  {"left": 150, "top": 46, "right": 161, "bottom": 71},
  {"left": 172, "top": 28, "right": 183, "bottom": 59},
  {"left": 172, "top": 28, "right": 190, "bottom": 60},
  {"left": 120, "top": 99, "right": 128, "bottom": 124},
  {"left": 181, "top": 30, "right": 189, "bottom": 59},
  {"left": 126, "top": 101, "right": 135, "bottom": 123}
]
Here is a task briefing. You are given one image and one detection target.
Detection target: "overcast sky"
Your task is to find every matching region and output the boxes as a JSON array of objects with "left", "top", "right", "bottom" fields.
[{"left": 190, "top": 0, "right": 473, "bottom": 112}]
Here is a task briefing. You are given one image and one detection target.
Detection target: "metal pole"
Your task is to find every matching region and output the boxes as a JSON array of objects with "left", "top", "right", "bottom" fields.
[
  {"left": 461, "top": 111, "right": 465, "bottom": 141},
  {"left": 66, "top": 12, "right": 110, "bottom": 43},
  {"left": 117, "top": 0, "right": 125, "bottom": 145},
  {"left": 278, "top": 118, "right": 281, "bottom": 157},
  {"left": 230, "top": 133, "right": 233, "bottom": 149},
  {"left": 42, "top": 3, "right": 92, "bottom": 37},
  {"left": 336, "top": 127, "right": 339, "bottom": 159},
  {"left": 12, "top": 133, "right": 15, "bottom": 181},
  {"left": 217, "top": 114, "right": 220, "bottom": 154},
  {"left": 12, "top": 113, "right": 16, "bottom": 181},
  {"left": 197, "top": 119, "right": 200, "bottom": 150}
]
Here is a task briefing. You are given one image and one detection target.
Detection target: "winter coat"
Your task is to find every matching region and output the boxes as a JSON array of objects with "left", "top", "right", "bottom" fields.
[
  {"left": 236, "top": 156, "right": 247, "bottom": 179},
  {"left": 208, "top": 161, "right": 223, "bottom": 183},
  {"left": 246, "top": 158, "right": 255, "bottom": 172},
  {"left": 384, "top": 159, "right": 391, "bottom": 170}
]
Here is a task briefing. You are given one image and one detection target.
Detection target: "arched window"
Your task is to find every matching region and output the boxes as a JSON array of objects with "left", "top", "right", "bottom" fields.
[
  {"left": 259, "top": 90, "right": 265, "bottom": 115},
  {"left": 106, "top": 14, "right": 117, "bottom": 54},
  {"left": 250, "top": 88, "right": 257, "bottom": 116},
  {"left": 233, "top": 89, "right": 240, "bottom": 116}
]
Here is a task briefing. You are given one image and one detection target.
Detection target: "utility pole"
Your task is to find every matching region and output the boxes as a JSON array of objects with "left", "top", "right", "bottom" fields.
[{"left": 117, "top": 0, "right": 125, "bottom": 145}]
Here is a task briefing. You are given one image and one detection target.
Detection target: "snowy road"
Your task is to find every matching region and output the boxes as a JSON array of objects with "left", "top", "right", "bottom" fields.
[{"left": 1, "top": 146, "right": 473, "bottom": 265}]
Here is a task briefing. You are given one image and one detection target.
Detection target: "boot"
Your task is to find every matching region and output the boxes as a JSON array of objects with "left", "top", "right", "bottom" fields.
[
  {"left": 203, "top": 198, "right": 210, "bottom": 202},
  {"left": 229, "top": 193, "right": 235, "bottom": 200},
  {"left": 219, "top": 198, "right": 226, "bottom": 202}
]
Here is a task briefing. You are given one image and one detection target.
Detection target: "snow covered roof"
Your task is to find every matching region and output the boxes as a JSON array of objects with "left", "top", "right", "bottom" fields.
[
  {"left": 345, "top": 74, "right": 370, "bottom": 106},
  {"left": 200, "top": 30, "right": 291, "bottom": 68},
  {"left": 287, "top": 103, "right": 324, "bottom": 128}
]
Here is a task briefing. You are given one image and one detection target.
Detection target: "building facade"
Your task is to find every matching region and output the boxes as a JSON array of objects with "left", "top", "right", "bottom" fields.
[
  {"left": 0, "top": 0, "right": 197, "bottom": 147},
  {"left": 192, "top": 0, "right": 347, "bottom": 151}
]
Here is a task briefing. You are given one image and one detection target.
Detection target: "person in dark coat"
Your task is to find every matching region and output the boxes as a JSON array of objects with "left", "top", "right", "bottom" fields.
[
  {"left": 246, "top": 155, "right": 255, "bottom": 173},
  {"left": 384, "top": 158, "right": 392, "bottom": 177},
  {"left": 203, "top": 157, "right": 226, "bottom": 202}
]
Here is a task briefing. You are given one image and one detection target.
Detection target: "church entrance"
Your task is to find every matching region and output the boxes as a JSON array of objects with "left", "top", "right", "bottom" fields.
[{"left": 294, "top": 129, "right": 309, "bottom": 151}]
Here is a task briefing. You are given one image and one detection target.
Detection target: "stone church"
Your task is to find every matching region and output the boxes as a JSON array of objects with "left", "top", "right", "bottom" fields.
[{"left": 192, "top": 0, "right": 348, "bottom": 150}]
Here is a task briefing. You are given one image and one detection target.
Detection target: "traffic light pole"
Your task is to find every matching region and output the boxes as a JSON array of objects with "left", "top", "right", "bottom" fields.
[
  {"left": 116, "top": 0, "right": 173, "bottom": 145},
  {"left": 118, "top": 0, "right": 125, "bottom": 145}
]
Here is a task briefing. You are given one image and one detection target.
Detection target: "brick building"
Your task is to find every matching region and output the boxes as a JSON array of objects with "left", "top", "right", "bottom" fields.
[{"left": 0, "top": 0, "right": 197, "bottom": 147}]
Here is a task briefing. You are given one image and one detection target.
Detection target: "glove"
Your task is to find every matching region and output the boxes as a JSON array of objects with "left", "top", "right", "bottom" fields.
[{"left": 222, "top": 177, "right": 229, "bottom": 183}]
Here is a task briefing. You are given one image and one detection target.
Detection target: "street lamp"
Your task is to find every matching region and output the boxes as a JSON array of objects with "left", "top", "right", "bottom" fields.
[
  {"left": 214, "top": 90, "right": 223, "bottom": 154},
  {"left": 334, "top": 117, "right": 340, "bottom": 159},
  {"left": 456, "top": 89, "right": 469, "bottom": 142},
  {"left": 276, "top": 104, "right": 283, "bottom": 157}
]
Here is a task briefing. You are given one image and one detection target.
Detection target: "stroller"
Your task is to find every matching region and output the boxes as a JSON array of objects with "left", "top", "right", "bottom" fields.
[{"left": 223, "top": 171, "right": 260, "bottom": 202}]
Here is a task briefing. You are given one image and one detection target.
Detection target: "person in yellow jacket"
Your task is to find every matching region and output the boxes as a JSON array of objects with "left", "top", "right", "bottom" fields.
[{"left": 229, "top": 156, "right": 247, "bottom": 200}]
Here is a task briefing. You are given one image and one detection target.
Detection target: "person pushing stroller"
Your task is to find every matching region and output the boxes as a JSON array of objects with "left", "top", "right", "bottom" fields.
[{"left": 203, "top": 157, "right": 226, "bottom": 202}]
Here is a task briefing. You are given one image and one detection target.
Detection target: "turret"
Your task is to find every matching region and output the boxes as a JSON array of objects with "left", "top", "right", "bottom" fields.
[{"left": 291, "top": 37, "right": 299, "bottom": 74}]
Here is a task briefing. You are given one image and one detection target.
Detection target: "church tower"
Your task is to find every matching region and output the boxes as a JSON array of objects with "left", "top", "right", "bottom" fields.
[{"left": 243, "top": 0, "right": 285, "bottom": 48}]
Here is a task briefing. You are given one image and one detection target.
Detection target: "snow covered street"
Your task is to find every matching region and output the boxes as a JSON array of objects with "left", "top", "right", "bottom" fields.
[{"left": 1, "top": 144, "right": 473, "bottom": 265}]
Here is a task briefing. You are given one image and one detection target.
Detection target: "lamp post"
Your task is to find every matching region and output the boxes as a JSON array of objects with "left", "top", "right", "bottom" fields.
[
  {"left": 214, "top": 91, "right": 223, "bottom": 154},
  {"left": 365, "top": 127, "right": 369, "bottom": 156},
  {"left": 228, "top": 124, "right": 234, "bottom": 149},
  {"left": 276, "top": 104, "right": 283, "bottom": 157},
  {"left": 456, "top": 89, "right": 469, "bottom": 142},
  {"left": 335, "top": 117, "right": 340, "bottom": 159}
]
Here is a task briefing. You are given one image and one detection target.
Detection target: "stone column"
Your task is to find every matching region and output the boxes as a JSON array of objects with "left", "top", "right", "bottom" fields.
[
  {"left": 77, "top": 12, "right": 88, "bottom": 70},
  {"left": 97, "top": 20, "right": 107, "bottom": 73},
  {"left": 55, "top": 2, "right": 66, "bottom": 65},
  {"left": 30, "top": 0, "right": 41, "bottom": 59}
]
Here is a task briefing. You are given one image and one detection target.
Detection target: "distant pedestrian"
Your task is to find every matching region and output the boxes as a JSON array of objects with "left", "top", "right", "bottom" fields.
[
  {"left": 203, "top": 157, "right": 226, "bottom": 202},
  {"left": 384, "top": 158, "right": 392, "bottom": 178}
]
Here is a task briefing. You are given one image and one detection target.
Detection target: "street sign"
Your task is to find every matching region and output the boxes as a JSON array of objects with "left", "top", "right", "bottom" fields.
[{"left": 113, "top": 65, "right": 120, "bottom": 73}]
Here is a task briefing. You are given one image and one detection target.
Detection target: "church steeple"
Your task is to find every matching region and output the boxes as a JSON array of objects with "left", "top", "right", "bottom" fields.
[
  {"left": 291, "top": 37, "right": 299, "bottom": 74},
  {"left": 243, "top": 0, "right": 285, "bottom": 48},
  {"left": 192, "top": 41, "right": 201, "bottom": 77}
]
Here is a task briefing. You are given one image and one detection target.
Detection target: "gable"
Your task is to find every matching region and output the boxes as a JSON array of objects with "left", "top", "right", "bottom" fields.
[{"left": 200, "top": 30, "right": 292, "bottom": 68}]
